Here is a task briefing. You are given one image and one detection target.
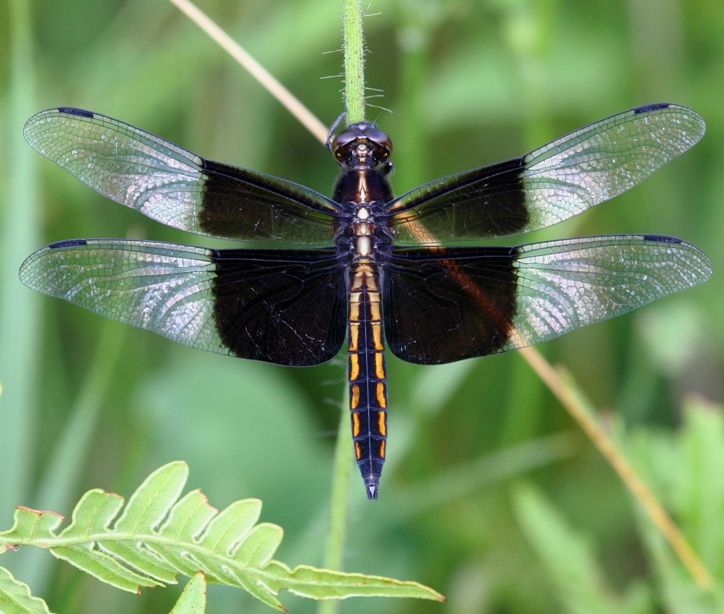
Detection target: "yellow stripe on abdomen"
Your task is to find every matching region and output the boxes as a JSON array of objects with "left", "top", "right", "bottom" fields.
[{"left": 347, "top": 261, "right": 388, "bottom": 500}]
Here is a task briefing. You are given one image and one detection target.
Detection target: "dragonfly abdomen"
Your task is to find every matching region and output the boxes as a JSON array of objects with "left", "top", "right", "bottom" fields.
[{"left": 348, "top": 261, "right": 387, "bottom": 500}]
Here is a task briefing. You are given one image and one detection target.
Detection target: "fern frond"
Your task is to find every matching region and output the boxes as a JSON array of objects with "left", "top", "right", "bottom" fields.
[
  {"left": 171, "top": 572, "right": 207, "bottom": 613},
  {"left": 0, "top": 566, "right": 52, "bottom": 614},
  {"left": 0, "top": 462, "right": 443, "bottom": 610}
]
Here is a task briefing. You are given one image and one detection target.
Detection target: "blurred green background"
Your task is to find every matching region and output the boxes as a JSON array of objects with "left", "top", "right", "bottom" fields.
[{"left": 1, "top": 0, "right": 723, "bottom": 612}]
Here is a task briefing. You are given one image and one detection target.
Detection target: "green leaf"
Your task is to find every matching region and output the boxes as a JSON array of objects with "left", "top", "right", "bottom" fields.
[
  {"left": 0, "top": 566, "right": 52, "bottom": 614},
  {"left": 625, "top": 396, "right": 724, "bottom": 612},
  {"left": 675, "top": 397, "right": 724, "bottom": 572},
  {"left": 0, "top": 462, "right": 443, "bottom": 610},
  {"left": 0, "top": 509, "right": 63, "bottom": 547},
  {"left": 261, "top": 562, "right": 445, "bottom": 601},
  {"left": 170, "top": 572, "right": 206, "bottom": 614}
]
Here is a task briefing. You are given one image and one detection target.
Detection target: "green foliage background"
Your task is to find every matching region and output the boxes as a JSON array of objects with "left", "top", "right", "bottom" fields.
[{"left": 0, "top": 0, "right": 722, "bottom": 612}]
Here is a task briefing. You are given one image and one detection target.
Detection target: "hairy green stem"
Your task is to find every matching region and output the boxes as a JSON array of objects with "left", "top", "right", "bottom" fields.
[{"left": 342, "top": 0, "right": 365, "bottom": 123}]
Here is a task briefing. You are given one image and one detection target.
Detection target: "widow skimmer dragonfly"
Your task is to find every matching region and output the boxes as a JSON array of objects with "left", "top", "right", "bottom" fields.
[{"left": 20, "top": 103, "right": 711, "bottom": 499}]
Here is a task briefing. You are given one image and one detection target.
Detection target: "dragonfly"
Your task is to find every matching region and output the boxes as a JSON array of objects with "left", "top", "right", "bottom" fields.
[{"left": 20, "top": 103, "right": 711, "bottom": 499}]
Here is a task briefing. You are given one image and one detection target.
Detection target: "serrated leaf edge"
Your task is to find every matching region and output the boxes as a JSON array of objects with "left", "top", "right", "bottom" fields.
[{"left": 0, "top": 565, "right": 53, "bottom": 613}]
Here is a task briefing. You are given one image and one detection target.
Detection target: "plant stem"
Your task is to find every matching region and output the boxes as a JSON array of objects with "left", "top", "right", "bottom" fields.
[
  {"left": 319, "top": 391, "right": 353, "bottom": 614},
  {"left": 341, "top": 0, "right": 365, "bottom": 123},
  {"left": 325, "top": 388, "right": 353, "bottom": 572}
]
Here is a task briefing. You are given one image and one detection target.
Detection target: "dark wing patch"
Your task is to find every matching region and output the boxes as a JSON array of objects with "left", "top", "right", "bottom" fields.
[
  {"left": 383, "top": 246, "right": 518, "bottom": 364},
  {"left": 211, "top": 248, "right": 347, "bottom": 365}
]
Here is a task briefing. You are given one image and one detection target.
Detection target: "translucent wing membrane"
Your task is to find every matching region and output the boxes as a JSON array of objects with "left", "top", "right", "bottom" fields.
[
  {"left": 383, "top": 235, "right": 712, "bottom": 364},
  {"left": 19, "top": 240, "right": 347, "bottom": 365},
  {"left": 386, "top": 104, "right": 706, "bottom": 243},
  {"left": 24, "top": 108, "right": 339, "bottom": 245}
]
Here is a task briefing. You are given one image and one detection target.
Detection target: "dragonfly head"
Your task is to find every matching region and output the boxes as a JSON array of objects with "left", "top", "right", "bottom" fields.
[{"left": 330, "top": 122, "right": 393, "bottom": 174}]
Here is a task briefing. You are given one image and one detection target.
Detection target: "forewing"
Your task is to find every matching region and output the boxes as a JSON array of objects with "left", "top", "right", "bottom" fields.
[
  {"left": 386, "top": 104, "right": 705, "bottom": 243},
  {"left": 19, "top": 240, "right": 346, "bottom": 366},
  {"left": 24, "top": 108, "right": 339, "bottom": 245},
  {"left": 384, "top": 235, "right": 712, "bottom": 364}
]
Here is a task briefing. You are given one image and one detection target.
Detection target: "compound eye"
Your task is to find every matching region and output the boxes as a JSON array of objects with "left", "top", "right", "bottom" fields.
[
  {"left": 366, "top": 128, "right": 393, "bottom": 154},
  {"left": 331, "top": 128, "right": 361, "bottom": 156}
]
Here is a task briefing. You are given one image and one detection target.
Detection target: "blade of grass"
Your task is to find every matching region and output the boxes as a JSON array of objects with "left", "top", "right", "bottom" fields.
[
  {"left": 15, "top": 320, "right": 126, "bottom": 594},
  {"left": 0, "top": 0, "right": 41, "bottom": 528},
  {"left": 520, "top": 346, "right": 714, "bottom": 591},
  {"left": 384, "top": 431, "right": 580, "bottom": 521}
]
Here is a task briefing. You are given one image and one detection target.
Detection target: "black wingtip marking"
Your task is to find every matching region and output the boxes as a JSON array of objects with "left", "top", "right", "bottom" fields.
[
  {"left": 56, "top": 107, "right": 95, "bottom": 118},
  {"left": 48, "top": 239, "right": 89, "bottom": 249},
  {"left": 634, "top": 103, "right": 672, "bottom": 114},
  {"left": 642, "top": 234, "right": 683, "bottom": 245}
]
